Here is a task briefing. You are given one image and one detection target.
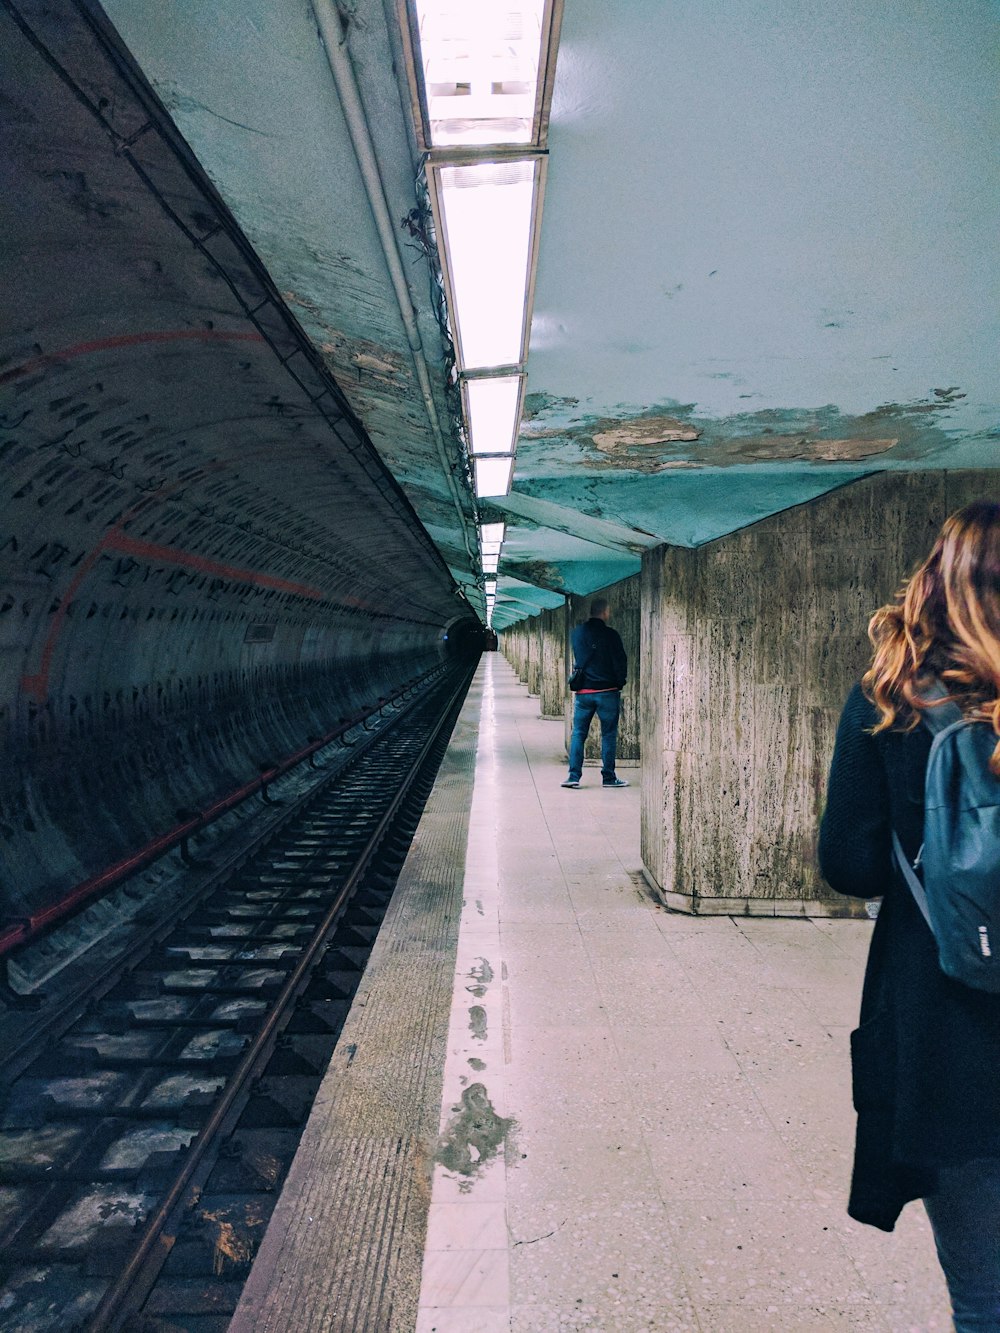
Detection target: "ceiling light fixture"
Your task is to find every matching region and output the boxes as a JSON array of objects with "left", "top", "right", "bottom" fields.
[
  {"left": 437, "top": 163, "right": 538, "bottom": 369},
  {"left": 474, "top": 455, "right": 515, "bottom": 498},
  {"left": 402, "top": 0, "right": 562, "bottom": 557},
  {"left": 465, "top": 374, "right": 524, "bottom": 453},
  {"left": 410, "top": 0, "right": 547, "bottom": 147}
]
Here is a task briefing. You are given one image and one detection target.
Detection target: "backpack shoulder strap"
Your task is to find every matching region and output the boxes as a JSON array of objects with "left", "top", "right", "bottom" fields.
[
  {"left": 918, "top": 677, "right": 964, "bottom": 733},
  {"left": 891, "top": 830, "right": 933, "bottom": 930},
  {"left": 891, "top": 677, "right": 965, "bottom": 930}
]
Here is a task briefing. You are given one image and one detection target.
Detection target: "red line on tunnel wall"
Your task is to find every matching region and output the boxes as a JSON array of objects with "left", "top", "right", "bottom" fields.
[
  {"left": 105, "top": 533, "right": 327, "bottom": 600},
  {"left": 21, "top": 542, "right": 111, "bottom": 705},
  {"left": 21, "top": 525, "right": 328, "bottom": 704},
  {"left": 0, "top": 329, "right": 265, "bottom": 384}
]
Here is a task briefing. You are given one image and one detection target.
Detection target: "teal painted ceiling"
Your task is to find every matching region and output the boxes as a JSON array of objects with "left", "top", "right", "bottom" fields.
[{"left": 103, "top": 0, "right": 999, "bottom": 629}]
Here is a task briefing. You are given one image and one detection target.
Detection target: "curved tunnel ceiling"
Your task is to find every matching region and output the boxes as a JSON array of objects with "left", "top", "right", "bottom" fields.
[
  {"left": 0, "top": 0, "right": 479, "bottom": 912},
  {"left": 1, "top": 0, "right": 463, "bottom": 632},
  {"left": 99, "top": 0, "right": 483, "bottom": 611}
]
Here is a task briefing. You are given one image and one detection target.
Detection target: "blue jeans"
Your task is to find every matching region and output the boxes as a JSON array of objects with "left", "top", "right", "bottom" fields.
[
  {"left": 568, "top": 691, "right": 621, "bottom": 782},
  {"left": 924, "top": 1158, "right": 1000, "bottom": 1330}
]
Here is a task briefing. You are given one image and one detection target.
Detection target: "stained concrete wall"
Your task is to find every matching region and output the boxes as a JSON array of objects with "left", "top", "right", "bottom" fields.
[
  {"left": 526, "top": 616, "right": 542, "bottom": 697},
  {"left": 640, "top": 470, "right": 996, "bottom": 916},
  {"left": 568, "top": 575, "right": 641, "bottom": 767},
  {"left": 519, "top": 621, "right": 530, "bottom": 688},
  {"left": 500, "top": 622, "right": 529, "bottom": 683},
  {"left": 539, "top": 603, "right": 569, "bottom": 720}
]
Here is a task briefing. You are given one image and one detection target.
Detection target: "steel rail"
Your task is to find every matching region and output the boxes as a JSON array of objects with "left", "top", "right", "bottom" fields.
[
  {"left": 0, "top": 672, "right": 439, "bottom": 1083},
  {"left": 86, "top": 666, "right": 470, "bottom": 1331}
]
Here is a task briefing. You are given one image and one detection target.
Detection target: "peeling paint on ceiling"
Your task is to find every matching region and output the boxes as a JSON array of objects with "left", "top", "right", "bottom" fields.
[
  {"left": 502, "top": 0, "right": 999, "bottom": 610},
  {"left": 592, "top": 416, "right": 701, "bottom": 449},
  {"left": 519, "top": 394, "right": 975, "bottom": 479}
]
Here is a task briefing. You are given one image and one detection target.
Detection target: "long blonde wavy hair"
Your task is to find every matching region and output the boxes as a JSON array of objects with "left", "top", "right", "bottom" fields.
[{"left": 863, "top": 499, "right": 1000, "bottom": 774}]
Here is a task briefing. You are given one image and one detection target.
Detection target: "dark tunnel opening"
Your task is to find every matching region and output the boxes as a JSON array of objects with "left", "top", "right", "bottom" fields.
[{"left": 442, "top": 616, "right": 493, "bottom": 660}]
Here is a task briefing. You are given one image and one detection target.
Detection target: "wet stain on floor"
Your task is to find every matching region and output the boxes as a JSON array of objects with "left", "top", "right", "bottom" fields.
[
  {"left": 465, "top": 957, "right": 494, "bottom": 998},
  {"left": 435, "top": 1083, "right": 513, "bottom": 1185},
  {"left": 468, "top": 1005, "right": 488, "bottom": 1041}
]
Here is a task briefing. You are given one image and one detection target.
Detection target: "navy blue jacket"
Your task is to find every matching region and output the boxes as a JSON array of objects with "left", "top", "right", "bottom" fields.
[
  {"left": 571, "top": 618, "right": 627, "bottom": 691},
  {"left": 819, "top": 683, "right": 1000, "bottom": 1230}
]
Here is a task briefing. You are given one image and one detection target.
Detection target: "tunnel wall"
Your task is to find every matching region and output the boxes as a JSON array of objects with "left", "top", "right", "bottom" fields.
[
  {"left": 0, "top": 0, "right": 472, "bottom": 919},
  {"left": 640, "top": 470, "right": 996, "bottom": 915}
]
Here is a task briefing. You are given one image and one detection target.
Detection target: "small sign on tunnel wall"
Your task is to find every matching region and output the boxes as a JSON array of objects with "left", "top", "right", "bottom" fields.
[{"left": 244, "top": 623, "right": 276, "bottom": 644}]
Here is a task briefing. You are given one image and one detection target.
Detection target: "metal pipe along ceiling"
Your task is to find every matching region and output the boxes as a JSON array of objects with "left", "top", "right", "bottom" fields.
[{"left": 309, "top": 0, "right": 479, "bottom": 572}]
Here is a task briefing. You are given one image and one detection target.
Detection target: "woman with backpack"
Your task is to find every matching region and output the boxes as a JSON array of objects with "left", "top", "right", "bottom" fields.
[{"left": 819, "top": 499, "right": 1000, "bottom": 1330}]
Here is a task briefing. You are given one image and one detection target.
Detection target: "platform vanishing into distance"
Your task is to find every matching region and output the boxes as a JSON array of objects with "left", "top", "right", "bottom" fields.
[{"left": 233, "top": 655, "right": 949, "bottom": 1332}]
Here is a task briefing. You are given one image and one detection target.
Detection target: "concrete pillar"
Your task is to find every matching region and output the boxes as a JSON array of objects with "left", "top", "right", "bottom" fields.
[
  {"left": 505, "top": 625, "right": 516, "bottom": 674},
  {"left": 516, "top": 621, "right": 530, "bottom": 685},
  {"left": 640, "top": 470, "right": 994, "bottom": 917},
  {"left": 500, "top": 622, "right": 529, "bottom": 682},
  {"left": 539, "top": 603, "right": 569, "bottom": 720},
  {"left": 568, "top": 574, "right": 641, "bottom": 769},
  {"left": 526, "top": 614, "right": 542, "bottom": 696}
]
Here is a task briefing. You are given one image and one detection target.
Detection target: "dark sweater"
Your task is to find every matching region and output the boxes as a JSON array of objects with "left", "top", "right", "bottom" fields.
[
  {"left": 570, "top": 618, "right": 627, "bottom": 691},
  {"left": 819, "top": 683, "right": 1000, "bottom": 1230}
]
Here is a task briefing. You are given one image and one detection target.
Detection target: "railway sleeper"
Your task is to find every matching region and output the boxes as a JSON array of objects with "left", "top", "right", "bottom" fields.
[{"left": 239, "top": 1075, "right": 322, "bottom": 1129}]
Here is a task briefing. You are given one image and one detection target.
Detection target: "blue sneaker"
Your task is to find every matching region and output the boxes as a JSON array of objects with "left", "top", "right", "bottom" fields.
[
  {"left": 561, "top": 778, "right": 580, "bottom": 788},
  {"left": 602, "top": 777, "right": 629, "bottom": 787}
]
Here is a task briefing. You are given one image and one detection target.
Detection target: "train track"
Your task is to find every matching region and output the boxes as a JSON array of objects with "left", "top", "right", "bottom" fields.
[{"left": 0, "top": 665, "right": 473, "bottom": 1332}]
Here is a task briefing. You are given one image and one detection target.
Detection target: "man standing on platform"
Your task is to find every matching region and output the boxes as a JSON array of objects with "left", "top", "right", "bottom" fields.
[{"left": 562, "top": 597, "right": 629, "bottom": 789}]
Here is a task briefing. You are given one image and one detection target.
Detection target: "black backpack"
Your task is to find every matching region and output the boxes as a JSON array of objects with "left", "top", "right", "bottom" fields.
[
  {"left": 892, "top": 689, "right": 1000, "bottom": 992},
  {"left": 568, "top": 631, "right": 597, "bottom": 692}
]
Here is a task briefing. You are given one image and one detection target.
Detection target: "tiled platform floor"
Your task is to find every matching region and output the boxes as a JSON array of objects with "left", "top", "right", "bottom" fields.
[{"left": 417, "top": 655, "right": 950, "bottom": 1332}]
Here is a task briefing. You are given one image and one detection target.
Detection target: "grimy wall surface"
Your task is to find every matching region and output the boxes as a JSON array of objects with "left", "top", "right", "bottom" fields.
[
  {"left": 500, "top": 621, "right": 529, "bottom": 683},
  {"left": 538, "top": 604, "right": 568, "bottom": 720},
  {"left": 568, "top": 575, "right": 641, "bottom": 767},
  {"left": 0, "top": 4, "right": 474, "bottom": 922},
  {"left": 640, "top": 470, "right": 996, "bottom": 915},
  {"left": 526, "top": 618, "right": 542, "bottom": 697}
]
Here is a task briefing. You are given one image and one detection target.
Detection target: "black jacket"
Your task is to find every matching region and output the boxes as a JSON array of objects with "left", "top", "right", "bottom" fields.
[
  {"left": 571, "top": 618, "right": 627, "bottom": 691},
  {"left": 819, "top": 683, "right": 1000, "bottom": 1230}
]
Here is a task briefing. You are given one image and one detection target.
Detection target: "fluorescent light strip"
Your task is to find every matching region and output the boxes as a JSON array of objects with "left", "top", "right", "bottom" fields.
[
  {"left": 406, "top": 4, "right": 560, "bottom": 573},
  {"left": 480, "top": 522, "right": 505, "bottom": 543},
  {"left": 438, "top": 161, "right": 536, "bottom": 369},
  {"left": 413, "top": 0, "right": 546, "bottom": 147},
  {"left": 466, "top": 375, "right": 522, "bottom": 454},
  {"left": 474, "top": 455, "right": 514, "bottom": 497}
]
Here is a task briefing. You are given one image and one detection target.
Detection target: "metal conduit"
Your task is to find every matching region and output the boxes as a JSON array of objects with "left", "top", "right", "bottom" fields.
[{"left": 309, "top": 0, "right": 478, "bottom": 571}]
